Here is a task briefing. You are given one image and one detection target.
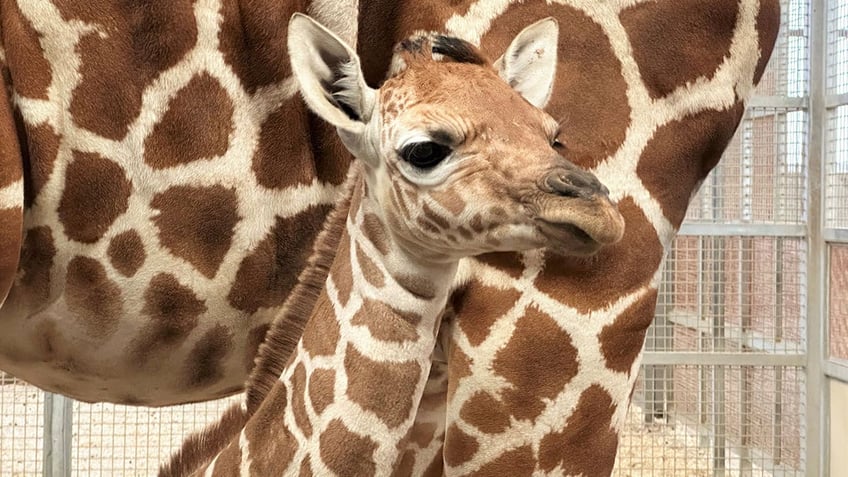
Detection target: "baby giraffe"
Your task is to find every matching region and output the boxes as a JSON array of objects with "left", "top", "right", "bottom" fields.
[{"left": 162, "top": 14, "right": 624, "bottom": 477}]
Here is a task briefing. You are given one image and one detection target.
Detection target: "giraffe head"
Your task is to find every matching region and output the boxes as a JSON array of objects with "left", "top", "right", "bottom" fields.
[{"left": 289, "top": 14, "right": 624, "bottom": 261}]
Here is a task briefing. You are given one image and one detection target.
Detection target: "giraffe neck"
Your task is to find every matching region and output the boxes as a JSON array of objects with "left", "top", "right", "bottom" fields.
[
  {"left": 353, "top": 1, "right": 780, "bottom": 475},
  {"left": 192, "top": 172, "right": 459, "bottom": 476}
]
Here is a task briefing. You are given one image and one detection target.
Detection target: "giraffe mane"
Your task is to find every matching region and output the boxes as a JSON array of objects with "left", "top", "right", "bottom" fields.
[
  {"left": 158, "top": 163, "right": 362, "bottom": 477},
  {"left": 158, "top": 403, "right": 247, "bottom": 477},
  {"left": 244, "top": 162, "right": 361, "bottom": 412}
]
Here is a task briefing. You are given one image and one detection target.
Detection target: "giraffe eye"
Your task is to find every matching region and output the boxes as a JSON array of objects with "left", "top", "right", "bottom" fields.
[
  {"left": 399, "top": 141, "right": 452, "bottom": 169},
  {"left": 552, "top": 138, "right": 565, "bottom": 150}
]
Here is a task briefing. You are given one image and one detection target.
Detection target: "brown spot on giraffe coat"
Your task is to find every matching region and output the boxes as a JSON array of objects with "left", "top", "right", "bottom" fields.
[
  {"left": 152, "top": 185, "right": 240, "bottom": 279},
  {"left": 475, "top": 252, "right": 524, "bottom": 279},
  {"left": 209, "top": 444, "right": 241, "bottom": 477},
  {"left": 291, "top": 363, "right": 313, "bottom": 438},
  {"left": 620, "top": 0, "right": 739, "bottom": 99},
  {"left": 431, "top": 188, "right": 467, "bottom": 216},
  {"left": 244, "top": 384, "right": 297, "bottom": 475},
  {"left": 144, "top": 73, "right": 233, "bottom": 169},
  {"left": 480, "top": 1, "right": 631, "bottom": 168},
  {"left": 410, "top": 422, "right": 437, "bottom": 448},
  {"left": 0, "top": 208, "right": 23, "bottom": 304},
  {"left": 6, "top": 226, "right": 55, "bottom": 310},
  {"left": 65, "top": 256, "right": 122, "bottom": 340},
  {"left": 59, "top": 152, "right": 131, "bottom": 244},
  {"left": 298, "top": 457, "right": 313, "bottom": 477},
  {"left": 637, "top": 103, "right": 745, "bottom": 227},
  {"left": 244, "top": 323, "right": 270, "bottom": 373},
  {"left": 252, "top": 99, "right": 352, "bottom": 189},
  {"left": 358, "top": 0, "right": 476, "bottom": 86},
  {"left": 308, "top": 368, "right": 335, "bottom": 415},
  {"left": 185, "top": 324, "right": 231, "bottom": 388},
  {"left": 355, "top": 244, "right": 385, "bottom": 288},
  {"left": 535, "top": 198, "right": 663, "bottom": 312},
  {"left": 492, "top": 306, "right": 579, "bottom": 422},
  {"left": 228, "top": 205, "right": 331, "bottom": 313},
  {"left": 329, "top": 231, "right": 354, "bottom": 308},
  {"left": 350, "top": 298, "right": 421, "bottom": 343},
  {"left": 1, "top": 1, "right": 52, "bottom": 99},
  {"left": 453, "top": 281, "right": 521, "bottom": 347},
  {"left": 361, "top": 213, "right": 390, "bottom": 255},
  {"left": 538, "top": 385, "right": 618, "bottom": 476},
  {"left": 17, "top": 119, "right": 60, "bottom": 208},
  {"left": 107, "top": 230, "right": 145, "bottom": 277},
  {"left": 460, "top": 391, "right": 511, "bottom": 435},
  {"left": 0, "top": 66, "right": 22, "bottom": 304},
  {"left": 56, "top": 0, "right": 197, "bottom": 139},
  {"left": 218, "top": 0, "right": 294, "bottom": 94},
  {"left": 395, "top": 273, "right": 437, "bottom": 300},
  {"left": 444, "top": 423, "right": 478, "bottom": 467},
  {"left": 344, "top": 344, "right": 421, "bottom": 429},
  {"left": 392, "top": 451, "right": 416, "bottom": 477},
  {"left": 301, "top": 290, "right": 340, "bottom": 358},
  {"left": 319, "top": 418, "right": 378, "bottom": 476},
  {"left": 599, "top": 289, "right": 659, "bottom": 374},
  {"left": 447, "top": 345, "right": 473, "bottom": 403},
  {"left": 253, "top": 99, "right": 317, "bottom": 189},
  {"left": 133, "top": 273, "right": 206, "bottom": 363}
]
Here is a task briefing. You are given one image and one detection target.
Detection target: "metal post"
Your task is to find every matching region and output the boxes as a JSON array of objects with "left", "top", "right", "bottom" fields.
[
  {"left": 645, "top": 251, "right": 674, "bottom": 422},
  {"left": 740, "top": 236, "right": 754, "bottom": 475},
  {"left": 43, "top": 393, "right": 72, "bottom": 477},
  {"left": 712, "top": 236, "right": 728, "bottom": 477},
  {"left": 774, "top": 238, "right": 785, "bottom": 464},
  {"left": 806, "top": 0, "right": 829, "bottom": 475}
]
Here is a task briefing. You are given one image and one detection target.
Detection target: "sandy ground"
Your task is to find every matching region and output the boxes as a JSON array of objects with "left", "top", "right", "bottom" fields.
[{"left": 1, "top": 377, "right": 792, "bottom": 477}]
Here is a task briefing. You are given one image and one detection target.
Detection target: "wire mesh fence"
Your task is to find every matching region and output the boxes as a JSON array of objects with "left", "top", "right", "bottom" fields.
[
  {"left": 617, "top": 366, "right": 805, "bottom": 477},
  {"left": 0, "top": 376, "right": 43, "bottom": 476},
  {"left": 0, "top": 379, "right": 240, "bottom": 476}
]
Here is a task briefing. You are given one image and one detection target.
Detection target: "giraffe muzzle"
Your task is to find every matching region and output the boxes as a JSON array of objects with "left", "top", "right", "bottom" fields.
[
  {"left": 542, "top": 166, "right": 609, "bottom": 199},
  {"left": 535, "top": 166, "right": 625, "bottom": 252}
]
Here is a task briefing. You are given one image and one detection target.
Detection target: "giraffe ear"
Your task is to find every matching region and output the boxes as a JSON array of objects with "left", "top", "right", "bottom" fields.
[
  {"left": 288, "top": 13, "right": 376, "bottom": 134},
  {"left": 495, "top": 17, "right": 559, "bottom": 109}
]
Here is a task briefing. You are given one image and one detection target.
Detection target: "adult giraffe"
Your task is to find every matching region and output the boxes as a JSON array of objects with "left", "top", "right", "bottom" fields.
[
  {"left": 355, "top": 0, "right": 781, "bottom": 475},
  {"left": 0, "top": 0, "right": 360, "bottom": 405}
]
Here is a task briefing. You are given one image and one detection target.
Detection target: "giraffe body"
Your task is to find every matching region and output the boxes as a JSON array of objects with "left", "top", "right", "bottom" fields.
[
  {"left": 356, "top": 1, "right": 781, "bottom": 474},
  {"left": 163, "top": 15, "right": 623, "bottom": 476},
  {"left": 0, "top": 0, "right": 358, "bottom": 405}
]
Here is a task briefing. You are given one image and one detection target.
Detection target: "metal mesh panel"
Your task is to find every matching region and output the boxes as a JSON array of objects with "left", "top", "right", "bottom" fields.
[
  {"left": 757, "top": 0, "right": 809, "bottom": 98},
  {"left": 647, "top": 236, "right": 806, "bottom": 354},
  {"left": 827, "top": 0, "right": 848, "bottom": 96},
  {"left": 830, "top": 245, "right": 848, "bottom": 360},
  {"left": 69, "top": 395, "right": 240, "bottom": 476},
  {"left": 616, "top": 365, "right": 806, "bottom": 476},
  {"left": 0, "top": 376, "right": 44, "bottom": 476},
  {"left": 685, "top": 109, "right": 807, "bottom": 225},
  {"left": 826, "top": 105, "right": 848, "bottom": 228}
]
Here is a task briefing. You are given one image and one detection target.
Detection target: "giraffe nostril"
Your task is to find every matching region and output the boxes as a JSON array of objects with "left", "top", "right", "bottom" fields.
[{"left": 545, "top": 173, "right": 582, "bottom": 198}]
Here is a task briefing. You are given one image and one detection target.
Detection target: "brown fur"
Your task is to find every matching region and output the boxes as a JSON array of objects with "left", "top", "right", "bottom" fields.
[
  {"left": 158, "top": 164, "right": 361, "bottom": 477},
  {"left": 245, "top": 163, "right": 361, "bottom": 412},
  {"left": 159, "top": 403, "right": 249, "bottom": 477}
]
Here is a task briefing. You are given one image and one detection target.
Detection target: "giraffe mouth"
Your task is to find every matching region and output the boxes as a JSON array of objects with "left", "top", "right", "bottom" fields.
[
  {"left": 536, "top": 219, "right": 604, "bottom": 255},
  {"left": 534, "top": 196, "right": 625, "bottom": 254}
]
